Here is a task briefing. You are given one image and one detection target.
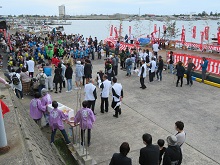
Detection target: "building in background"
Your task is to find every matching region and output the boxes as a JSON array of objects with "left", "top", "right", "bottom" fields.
[{"left": 59, "top": 5, "right": 65, "bottom": 18}]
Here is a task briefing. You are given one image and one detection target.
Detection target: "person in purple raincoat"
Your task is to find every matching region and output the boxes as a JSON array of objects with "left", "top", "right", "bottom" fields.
[
  {"left": 49, "top": 101, "right": 71, "bottom": 144},
  {"left": 30, "top": 92, "right": 47, "bottom": 126},
  {"left": 74, "top": 100, "right": 96, "bottom": 146},
  {"left": 41, "top": 88, "right": 52, "bottom": 126}
]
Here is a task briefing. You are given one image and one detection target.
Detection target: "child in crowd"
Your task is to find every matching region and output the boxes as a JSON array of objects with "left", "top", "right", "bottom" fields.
[
  {"left": 157, "top": 139, "right": 166, "bottom": 165},
  {"left": 49, "top": 101, "right": 71, "bottom": 145}
]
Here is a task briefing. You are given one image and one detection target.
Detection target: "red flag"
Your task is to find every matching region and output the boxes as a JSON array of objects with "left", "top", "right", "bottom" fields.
[
  {"left": 192, "top": 26, "right": 196, "bottom": 39},
  {"left": 200, "top": 31, "right": 204, "bottom": 50},
  {"left": 114, "top": 27, "right": 118, "bottom": 38},
  {"left": 110, "top": 25, "right": 113, "bottom": 36},
  {"left": 204, "top": 26, "right": 209, "bottom": 40},
  {"left": 129, "top": 26, "right": 131, "bottom": 36},
  {"left": 154, "top": 24, "right": 157, "bottom": 33},
  {"left": 218, "top": 32, "right": 220, "bottom": 45},
  {"left": 0, "top": 100, "right": 10, "bottom": 117},
  {"left": 181, "top": 27, "right": 185, "bottom": 44}
]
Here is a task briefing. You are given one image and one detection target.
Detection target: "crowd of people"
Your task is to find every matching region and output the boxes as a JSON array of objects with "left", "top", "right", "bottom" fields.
[{"left": 0, "top": 29, "right": 210, "bottom": 165}]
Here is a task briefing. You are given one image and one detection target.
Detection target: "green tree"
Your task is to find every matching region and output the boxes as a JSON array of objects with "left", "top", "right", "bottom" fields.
[
  {"left": 164, "top": 19, "right": 180, "bottom": 40},
  {"left": 210, "top": 11, "right": 213, "bottom": 16},
  {"left": 202, "top": 11, "right": 207, "bottom": 16}
]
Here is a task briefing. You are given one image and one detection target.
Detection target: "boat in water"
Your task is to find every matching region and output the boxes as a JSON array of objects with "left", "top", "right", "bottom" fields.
[{"left": 48, "top": 20, "right": 72, "bottom": 25}]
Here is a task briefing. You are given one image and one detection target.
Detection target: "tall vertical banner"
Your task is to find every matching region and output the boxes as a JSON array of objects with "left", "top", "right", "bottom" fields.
[
  {"left": 192, "top": 26, "right": 196, "bottom": 39},
  {"left": 110, "top": 25, "right": 113, "bottom": 36},
  {"left": 129, "top": 26, "right": 131, "bottom": 36},
  {"left": 181, "top": 26, "right": 185, "bottom": 44},
  {"left": 163, "top": 25, "right": 166, "bottom": 33},
  {"left": 200, "top": 31, "right": 204, "bottom": 50},
  {"left": 114, "top": 27, "right": 118, "bottom": 39},
  {"left": 218, "top": 32, "right": 220, "bottom": 45},
  {"left": 154, "top": 24, "right": 157, "bottom": 33},
  {"left": 204, "top": 26, "right": 209, "bottom": 40}
]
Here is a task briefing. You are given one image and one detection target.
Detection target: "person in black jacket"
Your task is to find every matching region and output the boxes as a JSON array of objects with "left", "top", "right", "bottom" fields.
[
  {"left": 163, "top": 136, "right": 182, "bottom": 165},
  {"left": 139, "top": 133, "right": 160, "bottom": 165},
  {"left": 84, "top": 59, "right": 92, "bottom": 84},
  {"left": 53, "top": 63, "right": 63, "bottom": 93},
  {"left": 109, "top": 142, "right": 132, "bottom": 165},
  {"left": 156, "top": 56, "right": 164, "bottom": 81},
  {"left": 176, "top": 61, "right": 185, "bottom": 87},
  {"left": 65, "top": 63, "right": 73, "bottom": 92}
]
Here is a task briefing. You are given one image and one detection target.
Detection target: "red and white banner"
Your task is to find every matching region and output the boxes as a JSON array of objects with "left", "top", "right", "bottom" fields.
[
  {"left": 154, "top": 24, "right": 157, "bottom": 33},
  {"left": 110, "top": 25, "right": 113, "bottom": 36},
  {"left": 114, "top": 27, "right": 118, "bottom": 38},
  {"left": 218, "top": 32, "right": 220, "bottom": 45},
  {"left": 170, "top": 53, "right": 220, "bottom": 75},
  {"left": 192, "top": 26, "right": 196, "bottom": 39},
  {"left": 181, "top": 26, "right": 185, "bottom": 44},
  {"left": 204, "top": 26, "right": 209, "bottom": 40},
  {"left": 200, "top": 31, "right": 204, "bottom": 50},
  {"left": 129, "top": 26, "right": 131, "bottom": 36}
]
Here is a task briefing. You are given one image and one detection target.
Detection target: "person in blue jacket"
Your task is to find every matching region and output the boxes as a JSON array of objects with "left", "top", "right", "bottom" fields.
[{"left": 200, "top": 57, "right": 208, "bottom": 83}]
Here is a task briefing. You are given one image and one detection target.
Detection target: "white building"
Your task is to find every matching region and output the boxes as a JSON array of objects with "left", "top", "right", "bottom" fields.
[{"left": 59, "top": 5, "right": 65, "bottom": 18}]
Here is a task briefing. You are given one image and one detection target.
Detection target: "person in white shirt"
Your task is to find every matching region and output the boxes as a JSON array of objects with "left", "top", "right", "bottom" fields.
[
  {"left": 111, "top": 77, "right": 123, "bottom": 118},
  {"left": 152, "top": 42, "right": 160, "bottom": 59},
  {"left": 99, "top": 74, "right": 112, "bottom": 113},
  {"left": 149, "top": 57, "right": 157, "bottom": 82},
  {"left": 36, "top": 68, "right": 47, "bottom": 95},
  {"left": 61, "top": 62, "right": 66, "bottom": 88},
  {"left": 138, "top": 60, "right": 147, "bottom": 89},
  {"left": 130, "top": 34, "right": 134, "bottom": 44},
  {"left": 26, "top": 56, "right": 35, "bottom": 77},
  {"left": 137, "top": 48, "right": 143, "bottom": 67},
  {"left": 84, "top": 79, "right": 97, "bottom": 115},
  {"left": 9, "top": 69, "right": 23, "bottom": 99},
  {"left": 175, "top": 121, "right": 186, "bottom": 147}
]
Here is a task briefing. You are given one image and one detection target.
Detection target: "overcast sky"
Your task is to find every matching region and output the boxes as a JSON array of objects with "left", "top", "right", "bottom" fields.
[{"left": 0, "top": 0, "right": 219, "bottom": 16}]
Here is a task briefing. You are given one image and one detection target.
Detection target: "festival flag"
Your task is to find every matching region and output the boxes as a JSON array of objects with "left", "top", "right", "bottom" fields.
[
  {"left": 114, "top": 27, "right": 118, "bottom": 38},
  {"left": 181, "top": 26, "right": 185, "bottom": 44},
  {"left": 154, "top": 24, "right": 157, "bottom": 33},
  {"left": 0, "top": 100, "right": 10, "bottom": 117},
  {"left": 192, "top": 26, "right": 196, "bottom": 39},
  {"left": 204, "top": 26, "right": 209, "bottom": 40},
  {"left": 163, "top": 25, "right": 166, "bottom": 33},
  {"left": 129, "top": 26, "right": 131, "bottom": 36},
  {"left": 218, "top": 32, "right": 220, "bottom": 45},
  {"left": 110, "top": 25, "right": 113, "bottom": 36},
  {"left": 200, "top": 31, "right": 204, "bottom": 50}
]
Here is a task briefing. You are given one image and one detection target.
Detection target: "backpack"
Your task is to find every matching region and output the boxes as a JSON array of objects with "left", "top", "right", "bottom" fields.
[
  {"left": 39, "top": 74, "right": 45, "bottom": 85},
  {"left": 12, "top": 74, "right": 19, "bottom": 85}
]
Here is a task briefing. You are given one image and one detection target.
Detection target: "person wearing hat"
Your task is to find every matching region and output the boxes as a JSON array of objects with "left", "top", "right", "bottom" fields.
[
  {"left": 162, "top": 135, "right": 182, "bottom": 165},
  {"left": 41, "top": 88, "right": 52, "bottom": 126},
  {"left": 36, "top": 67, "right": 47, "bottom": 95}
]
